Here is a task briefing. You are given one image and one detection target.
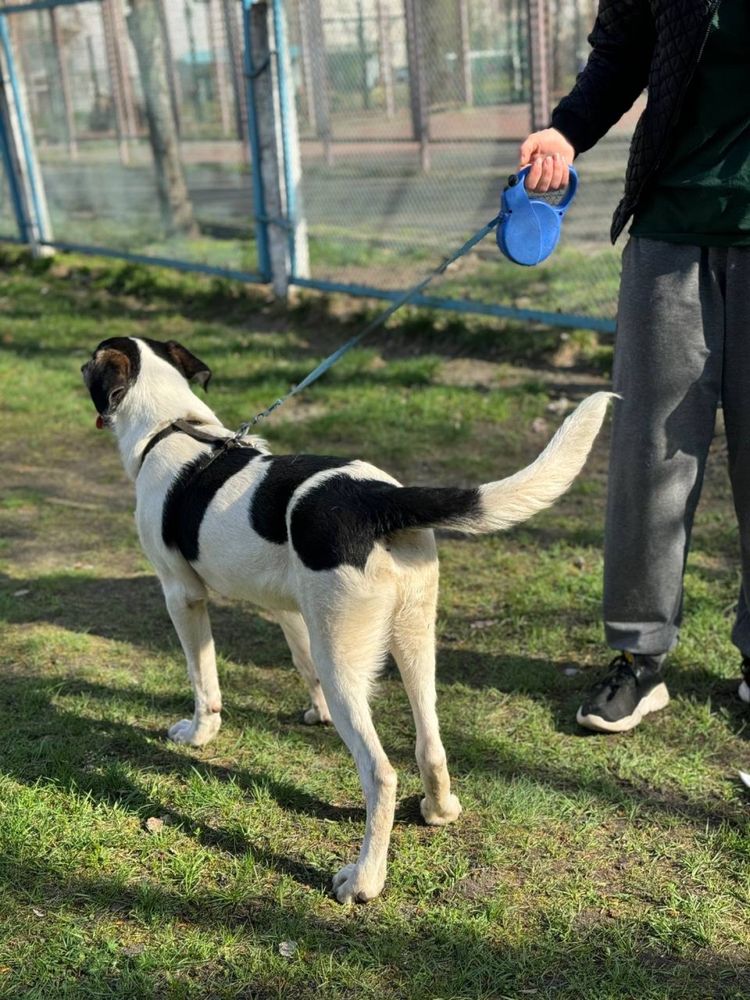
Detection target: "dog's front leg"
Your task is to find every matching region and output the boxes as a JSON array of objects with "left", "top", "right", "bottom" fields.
[{"left": 162, "top": 580, "right": 222, "bottom": 747}]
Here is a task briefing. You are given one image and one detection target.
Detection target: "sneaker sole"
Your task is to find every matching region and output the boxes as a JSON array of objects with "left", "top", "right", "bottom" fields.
[
  {"left": 576, "top": 682, "right": 670, "bottom": 733},
  {"left": 739, "top": 680, "right": 750, "bottom": 704}
]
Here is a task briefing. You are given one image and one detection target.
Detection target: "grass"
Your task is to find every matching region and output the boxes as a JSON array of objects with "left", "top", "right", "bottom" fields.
[{"left": 0, "top": 247, "right": 748, "bottom": 999}]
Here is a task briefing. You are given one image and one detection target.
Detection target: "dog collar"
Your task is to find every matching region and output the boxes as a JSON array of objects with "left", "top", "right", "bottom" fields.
[{"left": 138, "top": 419, "right": 245, "bottom": 472}]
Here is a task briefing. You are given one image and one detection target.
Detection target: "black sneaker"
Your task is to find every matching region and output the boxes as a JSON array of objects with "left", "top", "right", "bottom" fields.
[
  {"left": 576, "top": 652, "right": 670, "bottom": 733},
  {"left": 740, "top": 658, "right": 750, "bottom": 705}
]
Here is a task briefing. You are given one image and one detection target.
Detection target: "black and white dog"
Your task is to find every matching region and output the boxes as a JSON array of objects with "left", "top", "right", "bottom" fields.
[{"left": 82, "top": 336, "right": 611, "bottom": 903}]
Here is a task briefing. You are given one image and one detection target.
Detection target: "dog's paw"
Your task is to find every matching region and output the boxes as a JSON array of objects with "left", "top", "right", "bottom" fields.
[
  {"left": 303, "top": 706, "right": 332, "bottom": 725},
  {"left": 420, "top": 793, "right": 462, "bottom": 826},
  {"left": 168, "top": 715, "right": 220, "bottom": 747},
  {"left": 331, "top": 863, "right": 384, "bottom": 904}
]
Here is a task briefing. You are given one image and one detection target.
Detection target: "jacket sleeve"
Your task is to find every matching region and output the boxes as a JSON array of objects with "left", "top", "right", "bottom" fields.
[{"left": 550, "top": 0, "right": 655, "bottom": 155}]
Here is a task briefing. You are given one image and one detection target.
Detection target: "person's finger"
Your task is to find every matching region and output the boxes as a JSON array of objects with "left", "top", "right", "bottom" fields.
[
  {"left": 550, "top": 153, "right": 565, "bottom": 191},
  {"left": 536, "top": 155, "right": 555, "bottom": 193},
  {"left": 526, "top": 156, "right": 544, "bottom": 190},
  {"left": 518, "top": 136, "right": 540, "bottom": 169}
]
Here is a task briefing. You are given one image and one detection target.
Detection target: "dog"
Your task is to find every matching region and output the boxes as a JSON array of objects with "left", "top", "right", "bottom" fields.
[{"left": 82, "top": 336, "right": 611, "bottom": 903}]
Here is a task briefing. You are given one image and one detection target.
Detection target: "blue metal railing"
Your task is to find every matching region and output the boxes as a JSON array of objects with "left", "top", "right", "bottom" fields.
[
  {"left": 0, "top": 12, "right": 47, "bottom": 244},
  {"left": 242, "top": 0, "right": 272, "bottom": 283},
  {"left": 0, "top": 0, "right": 98, "bottom": 14},
  {"left": 290, "top": 276, "right": 616, "bottom": 334}
]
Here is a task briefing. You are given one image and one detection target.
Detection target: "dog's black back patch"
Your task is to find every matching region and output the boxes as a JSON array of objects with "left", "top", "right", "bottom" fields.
[
  {"left": 290, "top": 474, "right": 481, "bottom": 571},
  {"left": 250, "top": 455, "right": 350, "bottom": 544},
  {"left": 163, "top": 446, "right": 261, "bottom": 561}
]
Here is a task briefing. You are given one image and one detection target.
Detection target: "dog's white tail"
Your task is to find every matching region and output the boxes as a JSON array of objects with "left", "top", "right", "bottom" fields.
[
  {"left": 378, "top": 392, "right": 614, "bottom": 537},
  {"left": 467, "top": 390, "right": 614, "bottom": 532}
]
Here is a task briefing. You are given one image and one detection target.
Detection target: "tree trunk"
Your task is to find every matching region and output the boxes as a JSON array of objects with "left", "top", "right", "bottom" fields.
[
  {"left": 421, "top": 0, "right": 458, "bottom": 107},
  {"left": 127, "top": 0, "right": 196, "bottom": 236}
]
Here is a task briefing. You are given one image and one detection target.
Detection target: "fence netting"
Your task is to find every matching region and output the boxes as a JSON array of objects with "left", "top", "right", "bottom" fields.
[
  {"left": 0, "top": 0, "right": 641, "bottom": 326},
  {"left": 287, "top": 0, "right": 633, "bottom": 323},
  {"left": 0, "top": 0, "right": 259, "bottom": 276}
]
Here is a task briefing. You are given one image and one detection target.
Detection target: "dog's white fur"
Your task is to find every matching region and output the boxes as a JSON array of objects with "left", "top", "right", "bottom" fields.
[{"left": 88, "top": 338, "right": 612, "bottom": 903}]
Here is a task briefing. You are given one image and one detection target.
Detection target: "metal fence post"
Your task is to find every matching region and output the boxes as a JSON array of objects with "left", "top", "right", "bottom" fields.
[
  {"left": 304, "top": 0, "right": 333, "bottom": 166},
  {"left": 403, "top": 0, "right": 429, "bottom": 172},
  {"left": 49, "top": 7, "right": 78, "bottom": 159},
  {"left": 101, "top": 0, "right": 130, "bottom": 165},
  {"left": 270, "top": 0, "right": 310, "bottom": 282},
  {"left": 375, "top": 0, "right": 395, "bottom": 118},
  {"left": 0, "top": 13, "right": 52, "bottom": 255},
  {"left": 242, "top": 0, "right": 273, "bottom": 286},
  {"left": 244, "top": 0, "right": 310, "bottom": 293},
  {"left": 457, "top": 0, "right": 473, "bottom": 107},
  {"left": 223, "top": 0, "right": 248, "bottom": 144},
  {"left": 527, "top": 0, "right": 551, "bottom": 130},
  {"left": 208, "top": 0, "right": 232, "bottom": 137}
]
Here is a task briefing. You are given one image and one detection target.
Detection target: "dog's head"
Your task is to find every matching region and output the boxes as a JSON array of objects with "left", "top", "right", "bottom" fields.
[{"left": 81, "top": 337, "right": 211, "bottom": 427}]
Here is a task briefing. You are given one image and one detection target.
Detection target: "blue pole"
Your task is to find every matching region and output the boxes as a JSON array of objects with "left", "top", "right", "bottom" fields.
[
  {"left": 0, "top": 63, "right": 29, "bottom": 241},
  {"left": 289, "top": 276, "right": 616, "bottom": 334},
  {"left": 242, "top": 0, "right": 272, "bottom": 283},
  {"left": 270, "top": 0, "right": 297, "bottom": 277},
  {"left": 34, "top": 239, "right": 267, "bottom": 283},
  {"left": 0, "top": 13, "right": 47, "bottom": 246},
  {"left": 0, "top": 0, "right": 99, "bottom": 14}
]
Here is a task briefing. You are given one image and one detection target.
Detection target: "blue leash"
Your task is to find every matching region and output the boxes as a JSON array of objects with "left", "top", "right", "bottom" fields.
[
  {"left": 234, "top": 166, "right": 578, "bottom": 436},
  {"left": 235, "top": 214, "right": 501, "bottom": 434}
]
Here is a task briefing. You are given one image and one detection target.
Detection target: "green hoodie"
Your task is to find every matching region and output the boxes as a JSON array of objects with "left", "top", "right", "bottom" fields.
[{"left": 631, "top": 0, "right": 750, "bottom": 246}]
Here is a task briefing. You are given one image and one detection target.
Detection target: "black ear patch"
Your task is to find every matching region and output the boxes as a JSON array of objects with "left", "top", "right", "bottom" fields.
[
  {"left": 82, "top": 337, "right": 141, "bottom": 416},
  {"left": 142, "top": 338, "right": 212, "bottom": 389}
]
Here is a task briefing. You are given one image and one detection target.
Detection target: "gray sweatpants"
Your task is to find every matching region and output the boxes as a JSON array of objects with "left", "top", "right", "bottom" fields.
[{"left": 604, "top": 237, "right": 750, "bottom": 656}]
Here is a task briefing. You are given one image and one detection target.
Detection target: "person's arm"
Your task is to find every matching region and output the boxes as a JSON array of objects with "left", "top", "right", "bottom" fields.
[
  {"left": 551, "top": 0, "right": 655, "bottom": 155},
  {"left": 519, "top": 0, "right": 654, "bottom": 191}
]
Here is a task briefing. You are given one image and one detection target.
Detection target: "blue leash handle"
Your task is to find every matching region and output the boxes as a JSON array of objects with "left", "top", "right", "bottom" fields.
[
  {"left": 497, "top": 165, "right": 578, "bottom": 266},
  {"left": 236, "top": 167, "right": 578, "bottom": 433}
]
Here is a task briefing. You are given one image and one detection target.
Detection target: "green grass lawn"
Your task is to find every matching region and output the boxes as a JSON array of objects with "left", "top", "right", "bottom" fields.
[{"left": 0, "top": 248, "right": 748, "bottom": 999}]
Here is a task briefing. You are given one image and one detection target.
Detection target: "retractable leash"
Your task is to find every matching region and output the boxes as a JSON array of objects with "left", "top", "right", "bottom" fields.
[{"left": 234, "top": 165, "right": 578, "bottom": 438}]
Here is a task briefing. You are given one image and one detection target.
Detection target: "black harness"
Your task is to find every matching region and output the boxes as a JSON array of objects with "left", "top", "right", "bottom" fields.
[{"left": 138, "top": 419, "right": 255, "bottom": 473}]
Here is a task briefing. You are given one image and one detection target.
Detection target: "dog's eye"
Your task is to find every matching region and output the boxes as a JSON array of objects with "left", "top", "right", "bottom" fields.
[{"left": 108, "top": 386, "right": 126, "bottom": 407}]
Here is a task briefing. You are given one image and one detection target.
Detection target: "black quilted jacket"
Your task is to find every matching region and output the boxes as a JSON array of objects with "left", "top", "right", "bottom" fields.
[{"left": 551, "top": 0, "right": 720, "bottom": 242}]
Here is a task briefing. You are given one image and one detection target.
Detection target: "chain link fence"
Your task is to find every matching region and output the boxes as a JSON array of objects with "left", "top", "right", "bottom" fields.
[
  {"left": 287, "top": 0, "right": 632, "bottom": 327},
  {"left": 0, "top": 0, "right": 638, "bottom": 330},
  {"left": 0, "top": 0, "right": 261, "bottom": 277}
]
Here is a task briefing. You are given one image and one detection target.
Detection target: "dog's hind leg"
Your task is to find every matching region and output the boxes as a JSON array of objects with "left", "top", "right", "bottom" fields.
[
  {"left": 161, "top": 575, "right": 222, "bottom": 747},
  {"left": 302, "top": 584, "right": 397, "bottom": 903},
  {"left": 390, "top": 571, "right": 461, "bottom": 827},
  {"left": 276, "top": 610, "right": 331, "bottom": 725}
]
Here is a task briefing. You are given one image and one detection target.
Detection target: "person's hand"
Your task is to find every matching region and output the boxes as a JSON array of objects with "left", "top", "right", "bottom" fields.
[{"left": 518, "top": 129, "right": 575, "bottom": 192}]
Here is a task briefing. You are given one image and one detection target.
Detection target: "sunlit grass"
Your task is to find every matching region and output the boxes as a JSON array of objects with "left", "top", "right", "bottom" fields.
[{"left": 0, "top": 247, "right": 747, "bottom": 999}]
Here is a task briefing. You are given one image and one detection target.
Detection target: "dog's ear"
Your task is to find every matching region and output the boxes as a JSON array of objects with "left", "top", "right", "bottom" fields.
[
  {"left": 162, "top": 341, "right": 212, "bottom": 389},
  {"left": 82, "top": 339, "right": 139, "bottom": 418}
]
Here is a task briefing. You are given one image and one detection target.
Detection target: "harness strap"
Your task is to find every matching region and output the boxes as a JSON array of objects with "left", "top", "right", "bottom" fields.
[{"left": 138, "top": 419, "right": 246, "bottom": 472}]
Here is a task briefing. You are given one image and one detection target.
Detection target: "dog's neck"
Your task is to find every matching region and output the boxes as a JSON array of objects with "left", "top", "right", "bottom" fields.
[{"left": 111, "top": 366, "right": 224, "bottom": 481}]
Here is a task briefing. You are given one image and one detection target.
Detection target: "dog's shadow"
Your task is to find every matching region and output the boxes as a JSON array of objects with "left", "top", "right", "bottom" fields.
[
  {"left": 2, "top": 569, "right": 749, "bottom": 878},
  {"left": 4, "top": 566, "right": 749, "bottom": 738},
  {"left": 0, "top": 666, "right": 355, "bottom": 893}
]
